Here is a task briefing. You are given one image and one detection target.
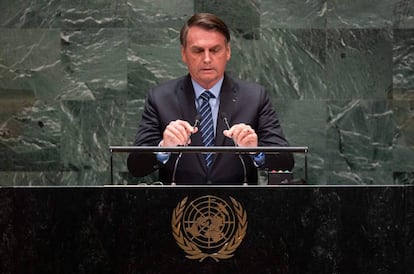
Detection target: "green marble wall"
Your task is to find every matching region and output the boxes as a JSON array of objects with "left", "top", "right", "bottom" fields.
[{"left": 0, "top": 0, "right": 413, "bottom": 185}]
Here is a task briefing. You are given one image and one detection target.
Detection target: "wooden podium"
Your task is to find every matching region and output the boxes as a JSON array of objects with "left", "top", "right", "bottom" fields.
[{"left": 1, "top": 185, "right": 412, "bottom": 274}]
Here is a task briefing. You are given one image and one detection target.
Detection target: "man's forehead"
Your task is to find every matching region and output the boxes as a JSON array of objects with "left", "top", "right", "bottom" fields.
[
  {"left": 189, "top": 43, "right": 223, "bottom": 49},
  {"left": 187, "top": 27, "right": 227, "bottom": 41},
  {"left": 185, "top": 36, "right": 228, "bottom": 50}
]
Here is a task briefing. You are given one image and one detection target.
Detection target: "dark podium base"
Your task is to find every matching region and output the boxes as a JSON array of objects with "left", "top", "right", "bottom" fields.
[{"left": 1, "top": 185, "right": 413, "bottom": 274}]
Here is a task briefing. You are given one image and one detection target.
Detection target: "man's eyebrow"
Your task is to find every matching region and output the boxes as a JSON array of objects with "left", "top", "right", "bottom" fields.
[
  {"left": 190, "top": 45, "right": 203, "bottom": 50},
  {"left": 190, "top": 45, "right": 222, "bottom": 50},
  {"left": 210, "top": 45, "right": 221, "bottom": 50}
]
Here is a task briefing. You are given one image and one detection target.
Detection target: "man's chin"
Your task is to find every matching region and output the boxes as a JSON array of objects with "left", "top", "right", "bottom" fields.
[
  {"left": 196, "top": 78, "right": 219, "bottom": 88},
  {"left": 200, "top": 69, "right": 216, "bottom": 75}
]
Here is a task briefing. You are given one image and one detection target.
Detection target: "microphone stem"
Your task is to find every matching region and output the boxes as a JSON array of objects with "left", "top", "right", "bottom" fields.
[
  {"left": 239, "top": 154, "right": 248, "bottom": 183},
  {"left": 171, "top": 118, "right": 200, "bottom": 184},
  {"left": 223, "top": 116, "right": 248, "bottom": 184},
  {"left": 171, "top": 153, "right": 182, "bottom": 185}
]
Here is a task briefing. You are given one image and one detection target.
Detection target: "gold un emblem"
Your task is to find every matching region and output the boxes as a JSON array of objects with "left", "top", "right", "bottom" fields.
[{"left": 171, "top": 195, "right": 247, "bottom": 262}]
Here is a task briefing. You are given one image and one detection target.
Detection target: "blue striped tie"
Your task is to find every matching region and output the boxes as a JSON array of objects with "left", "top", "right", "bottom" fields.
[{"left": 199, "top": 90, "right": 215, "bottom": 167}]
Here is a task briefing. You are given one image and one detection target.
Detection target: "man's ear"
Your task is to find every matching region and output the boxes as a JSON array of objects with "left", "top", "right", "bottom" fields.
[
  {"left": 181, "top": 46, "right": 187, "bottom": 64},
  {"left": 226, "top": 43, "right": 231, "bottom": 61}
]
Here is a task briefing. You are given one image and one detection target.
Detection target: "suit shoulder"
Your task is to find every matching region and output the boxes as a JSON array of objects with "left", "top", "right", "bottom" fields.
[
  {"left": 151, "top": 75, "right": 187, "bottom": 94},
  {"left": 230, "top": 77, "right": 266, "bottom": 94}
]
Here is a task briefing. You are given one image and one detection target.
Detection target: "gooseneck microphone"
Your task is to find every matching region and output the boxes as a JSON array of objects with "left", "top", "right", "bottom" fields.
[
  {"left": 220, "top": 112, "right": 248, "bottom": 184},
  {"left": 171, "top": 115, "right": 201, "bottom": 185}
]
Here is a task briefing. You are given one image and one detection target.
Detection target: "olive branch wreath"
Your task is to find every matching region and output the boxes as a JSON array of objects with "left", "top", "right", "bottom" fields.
[{"left": 171, "top": 196, "right": 248, "bottom": 262}]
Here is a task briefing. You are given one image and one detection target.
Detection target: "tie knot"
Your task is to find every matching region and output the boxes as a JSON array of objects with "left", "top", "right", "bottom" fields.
[{"left": 200, "top": 90, "right": 215, "bottom": 101}]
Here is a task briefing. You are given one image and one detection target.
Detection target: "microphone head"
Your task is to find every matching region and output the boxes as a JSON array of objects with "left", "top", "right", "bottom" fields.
[
  {"left": 220, "top": 112, "right": 231, "bottom": 129},
  {"left": 194, "top": 114, "right": 201, "bottom": 127},
  {"left": 220, "top": 112, "right": 228, "bottom": 120},
  {"left": 195, "top": 114, "right": 201, "bottom": 122}
]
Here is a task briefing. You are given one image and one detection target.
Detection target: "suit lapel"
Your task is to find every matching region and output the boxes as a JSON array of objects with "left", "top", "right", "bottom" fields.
[
  {"left": 216, "top": 75, "right": 237, "bottom": 147},
  {"left": 177, "top": 75, "right": 206, "bottom": 170},
  {"left": 177, "top": 75, "right": 197, "bottom": 126}
]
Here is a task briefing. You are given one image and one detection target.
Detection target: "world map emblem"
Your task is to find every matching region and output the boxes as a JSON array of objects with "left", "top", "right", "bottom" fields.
[{"left": 171, "top": 195, "right": 247, "bottom": 262}]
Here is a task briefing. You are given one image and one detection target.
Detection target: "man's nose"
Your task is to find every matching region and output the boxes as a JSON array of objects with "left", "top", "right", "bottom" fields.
[{"left": 203, "top": 51, "right": 212, "bottom": 62}]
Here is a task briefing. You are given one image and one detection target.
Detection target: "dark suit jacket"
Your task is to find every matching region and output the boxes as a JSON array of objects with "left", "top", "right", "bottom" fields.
[{"left": 127, "top": 74, "right": 294, "bottom": 185}]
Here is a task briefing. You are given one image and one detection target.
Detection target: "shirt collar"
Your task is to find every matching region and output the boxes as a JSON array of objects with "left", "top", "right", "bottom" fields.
[{"left": 192, "top": 77, "right": 224, "bottom": 99}]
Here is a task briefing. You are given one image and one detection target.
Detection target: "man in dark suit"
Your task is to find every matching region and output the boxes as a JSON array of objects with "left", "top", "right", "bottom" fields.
[{"left": 127, "top": 13, "right": 294, "bottom": 185}]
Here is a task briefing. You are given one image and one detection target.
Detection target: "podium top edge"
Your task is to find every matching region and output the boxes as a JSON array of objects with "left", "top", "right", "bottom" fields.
[
  {"left": 109, "top": 146, "right": 309, "bottom": 153},
  {"left": 0, "top": 185, "right": 409, "bottom": 189}
]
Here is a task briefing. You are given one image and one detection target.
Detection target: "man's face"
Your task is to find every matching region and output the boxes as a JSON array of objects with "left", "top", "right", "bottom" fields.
[{"left": 181, "top": 26, "right": 231, "bottom": 89}]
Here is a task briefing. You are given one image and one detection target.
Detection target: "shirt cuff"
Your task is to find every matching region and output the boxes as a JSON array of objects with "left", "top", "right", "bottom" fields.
[
  {"left": 156, "top": 140, "right": 170, "bottom": 164},
  {"left": 250, "top": 152, "right": 265, "bottom": 167},
  {"left": 156, "top": 152, "right": 170, "bottom": 164}
]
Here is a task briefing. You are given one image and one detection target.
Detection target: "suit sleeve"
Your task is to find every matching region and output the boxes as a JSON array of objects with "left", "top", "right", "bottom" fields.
[
  {"left": 127, "top": 90, "right": 163, "bottom": 177},
  {"left": 256, "top": 88, "right": 295, "bottom": 171}
]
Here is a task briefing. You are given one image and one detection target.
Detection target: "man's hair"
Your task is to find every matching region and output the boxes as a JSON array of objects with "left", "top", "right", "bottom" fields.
[{"left": 180, "top": 13, "right": 230, "bottom": 47}]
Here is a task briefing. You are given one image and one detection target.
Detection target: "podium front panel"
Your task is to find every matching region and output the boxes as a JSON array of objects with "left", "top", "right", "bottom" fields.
[{"left": 0, "top": 185, "right": 412, "bottom": 274}]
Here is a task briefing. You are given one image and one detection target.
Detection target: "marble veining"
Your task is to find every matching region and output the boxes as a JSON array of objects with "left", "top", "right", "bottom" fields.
[{"left": 0, "top": 0, "right": 413, "bottom": 186}]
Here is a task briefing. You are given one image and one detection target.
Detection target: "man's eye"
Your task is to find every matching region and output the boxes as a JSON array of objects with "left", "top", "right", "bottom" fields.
[{"left": 210, "top": 47, "right": 221, "bottom": 53}]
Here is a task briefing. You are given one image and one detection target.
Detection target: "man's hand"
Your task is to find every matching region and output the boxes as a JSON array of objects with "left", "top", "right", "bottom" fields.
[
  {"left": 161, "top": 119, "right": 198, "bottom": 147},
  {"left": 223, "top": 123, "right": 258, "bottom": 147}
]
